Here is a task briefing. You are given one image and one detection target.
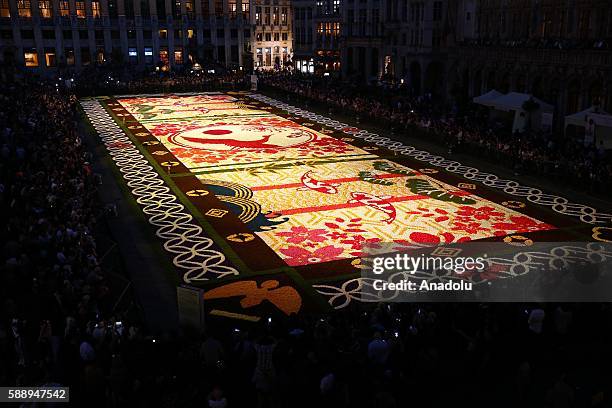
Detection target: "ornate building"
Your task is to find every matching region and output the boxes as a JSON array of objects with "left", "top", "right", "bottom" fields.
[
  {"left": 0, "top": 0, "right": 293, "bottom": 71},
  {"left": 341, "top": 0, "right": 452, "bottom": 94},
  {"left": 252, "top": 0, "right": 292, "bottom": 69},
  {"left": 450, "top": 0, "right": 612, "bottom": 124},
  {"left": 293, "top": 0, "right": 340, "bottom": 74}
]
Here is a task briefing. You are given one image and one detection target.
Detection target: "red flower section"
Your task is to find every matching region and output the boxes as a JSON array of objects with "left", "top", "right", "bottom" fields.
[
  {"left": 280, "top": 245, "right": 344, "bottom": 266},
  {"left": 491, "top": 216, "right": 554, "bottom": 233},
  {"left": 276, "top": 226, "right": 327, "bottom": 244},
  {"left": 456, "top": 205, "right": 504, "bottom": 221}
]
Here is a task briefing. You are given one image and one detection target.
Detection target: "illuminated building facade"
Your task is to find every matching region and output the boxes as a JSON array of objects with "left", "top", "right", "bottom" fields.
[
  {"left": 0, "top": 0, "right": 294, "bottom": 72},
  {"left": 293, "top": 0, "right": 340, "bottom": 74},
  {"left": 252, "top": 0, "right": 292, "bottom": 69}
]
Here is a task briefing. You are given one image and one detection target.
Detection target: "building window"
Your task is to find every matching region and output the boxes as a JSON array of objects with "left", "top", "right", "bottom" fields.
[
  {"left": 174, "top": 49, "right": 183, "bottom": 64},
  {"left": 241, "top": 2, "right": 249, "bottom": 15},
  {"left": 21, "top": 29, "right": 34, "bottom": 39},
  {"left": 255, "top": 6, "right": 261, "bottom": 24},
  {"left": 159, "top": 48, "right": 169, "bottom": 65},
  {"left": 265, "top": 32, "right": 271, "bottom": 41},
  {"left": 1, "top": 0, "right": 10, "bottom": 17},
  {"left": 59, "top": 1, "right": 69, "bottom": 16},
  {"left": 281, "top": 7, "right": 287, "bottom": 24},
  {"left": 96, "top": 49, "right": 105, "bottom": 64},
  {"left": 144, "top": 47, "right": 153, "bottom": 63},
  {"left": 273, "top": 32, "right": 279, "bottom": 41},
  {"left": 433, "top": 1, "right": 442, "bottom": 21},
  {"left": 281, "top": 32, "right": 287, "bottom": 40},
  {"left": 24, "top": 49, "right": 38, "bottom": 66},
  {"left": 81, "top": 48, "right": 91, "bottom": 65},
  {"left": 185, "top": 0, "right": 194, "bottom": 17},
  {"left": 229, "top": 1, "right": 236, "bottom": 18},
  {"left": 39, "top": 0, "right": 52, "bottom": 18},
  {"left": 92, "top": 1, "right": 100, "bottom": 18},
  {"left": 264, "top": 7, "right": 270, "bottom": 24},
  {"left": 159, "top": 29, "right": 168, "bottom": 39},
  {"left": 214, "top": 0, "right": 222, "bottom": 15},
  {"left": 187, "top": 28, "right": 195, "bottom": 38},
  {"left": 66, "top": 49, "right": 75, "bottom": 65},
  {"left": 75, "top": 1, "right": 85, "bottom": 18},
  {"left": 44, "top": 49, "right": 56, "bottom": 66},
  {"left": 128, "top": 47, "right": 138, "bottom": 63},
  {"left": 17, "top": 0, "right": 32, "bottom": 17}
]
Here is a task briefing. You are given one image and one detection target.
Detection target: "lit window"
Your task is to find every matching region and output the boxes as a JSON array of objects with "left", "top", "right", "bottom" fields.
[
  {"left": 59, "top": 1, "right": 69, "bottom": 16},
  {"left": 229, "top": 1, "right": 236, "bottom": 18},
  {"left": 17, "top": 0, "right": 32, "bottom": 17},
  {"left": 24, "top": 49, "right": 38, "bottom": 66},
  {"left": 174, "top": 49, "right": 183, "bottom": 64},
  {"left": 39, "top": 0, "right": 52, "bottom": 18},
  {"left": 75, "top": 1, "right": 85, "bottom": 18},
  {"left": 45, "top": 50, "right": 55, "bottom": 66},
  {"left": 92, "top": 1, "right": 101, "bottom": 18},
  {"left": 144, "top": 47, "right": 153, "bottom": 63},
  {"left": 159, "top": 49, "right": 169, "bottom": 64},
  {"left": 66, "top": 49, "right": 75, "bottom": 65},
  {"left": 159, "top": 29, "right": 167, "bottom": 39},
  {"left": 0, "top": 0, "right": 10, "bottom": 17},
  {"left": 187, "top": 29, "right": 195, "bottom": 38},
  {"left": 128, "top": 47, "right": 138, "bottom": 63}
]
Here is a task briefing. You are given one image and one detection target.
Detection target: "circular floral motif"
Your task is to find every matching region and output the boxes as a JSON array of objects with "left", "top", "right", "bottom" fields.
[
  {"left": 161, "top": 161, "right": 180, "bottom": 167},
  {"left": 187, "top": 189, "right": 210, "bottom": 197},
  {"left": 503, "top": 235, "right": 534, "bottom": 246},
  {"left": 227, "top": 233, "right": 255, "bottom": 243},
  {"left": 502, "top": 200, "right": 526, "bottom": 209}
]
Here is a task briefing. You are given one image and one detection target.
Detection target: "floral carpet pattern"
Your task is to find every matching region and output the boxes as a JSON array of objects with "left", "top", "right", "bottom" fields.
[{"left": 89, "top": 92, "right": 612, "bottom": 319}]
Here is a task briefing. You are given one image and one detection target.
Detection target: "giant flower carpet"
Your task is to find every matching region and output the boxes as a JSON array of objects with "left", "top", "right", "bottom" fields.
[{"left": 81, "top": 92, "right": 612, "bottom": 320}]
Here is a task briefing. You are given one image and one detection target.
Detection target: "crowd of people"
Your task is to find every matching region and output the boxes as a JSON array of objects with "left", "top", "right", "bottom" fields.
[
  {"left": 60, "top": 65, "right": 249, "bottom": 96},
  {"left": 259, "top": 73, "right": 612, "bottom": 196},
  {"left": 0, "top": 67, "right": 611, "bottom": 407}
]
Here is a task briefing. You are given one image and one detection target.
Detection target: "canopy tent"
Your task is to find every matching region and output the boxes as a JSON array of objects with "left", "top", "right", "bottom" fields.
[
  {"left": 474, "top": 91, "right": 554, "bottom": 133},
  {"left": 480, "top": 92, "right": 554, "bottom": 113},
  {"left": 565, "top": 106, "right": 612, "bottom": 149},
  {"left": 565, "top": 106, "right": 612, "bottom": 128},
  {"left": 472, "top": 89, "right": 503, "bottom": 107}
]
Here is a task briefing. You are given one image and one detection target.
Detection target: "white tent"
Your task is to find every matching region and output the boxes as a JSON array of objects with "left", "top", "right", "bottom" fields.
[
  {"left": 473, "top": 89, "right": 503, "bottom": 107},
  {"left": 474, "top": 92, "right": 554, "bottom": 133},
  {"left": 565, "top": 106, "right": 612, "bottom": 128},
  {"left": 565, "top": 106, "right": 612, "bottom": 149},
  {"left": 482, "top": 92, "right": 554, "bottom": 113}
]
